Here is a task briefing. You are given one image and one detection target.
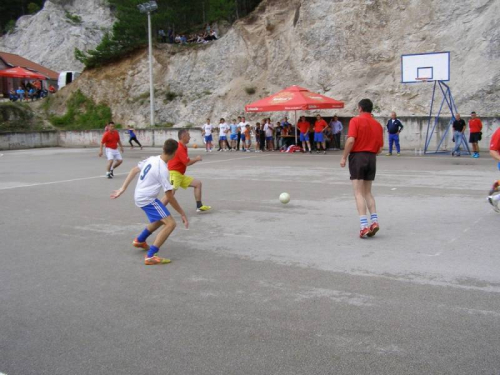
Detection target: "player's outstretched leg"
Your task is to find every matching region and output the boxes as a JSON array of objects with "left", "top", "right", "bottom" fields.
[
  {"left": 110, "top": 159, "right": 122, "bottom": 177},
  {"left": 190, "top": 179, "right": 211, "bottom": 212},
  {"left": 145, "top": 216, "right": 177, "bottom": 265},
  {"left": 106, "top": 160, "right": 113, "bottom": 178},
  {"left": 363, "top": 181, "right": 379, "bottom": 237},
  {"left": 352, "top": 180, "right": 370, "bottom": 238},
  {"left": 133, "top": 220, "right": 164, "bottom": 250}
]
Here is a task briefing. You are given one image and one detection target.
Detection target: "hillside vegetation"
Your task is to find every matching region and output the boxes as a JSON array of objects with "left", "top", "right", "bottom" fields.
[{"left": 76, "top": 0, "right": 262, "bottom": 68}]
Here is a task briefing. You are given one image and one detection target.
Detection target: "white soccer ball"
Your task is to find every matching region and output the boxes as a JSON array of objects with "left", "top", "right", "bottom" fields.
[{"left": 279, "top": 192, "right": 290, "bottom": 204}]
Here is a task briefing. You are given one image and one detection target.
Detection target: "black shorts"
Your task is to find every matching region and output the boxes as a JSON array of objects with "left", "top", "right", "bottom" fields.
[
  {"left": 469, "top": 132, "right": 481, "bottom": 143},
  {"left": 349, "top": 152, "right": 377, "bottom": 181}
]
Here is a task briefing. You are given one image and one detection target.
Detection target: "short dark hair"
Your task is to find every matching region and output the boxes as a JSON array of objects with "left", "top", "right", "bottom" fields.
[
  {"left": 358, "top": 99, "right": 373, "bottom": 113},
  {"left": 163, "top": 139, "right": 178, "bottom": 156},
  {"left": 471, "top": 111, "right": 476, "bottom": 115},
  {"left": 178, "top": 129, "right": 188, "bottom": 140},
  {"left": 109, "top": 121, "right": 115, "bottom": 125}
]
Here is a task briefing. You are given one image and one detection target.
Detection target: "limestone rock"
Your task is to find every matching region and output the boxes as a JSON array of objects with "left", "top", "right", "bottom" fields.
[
  {"left": 0, "top": 0, "right": 114, "bottom": 72},
  {"left": 32, "top": 0, "right": 500, "bottom": 125}
]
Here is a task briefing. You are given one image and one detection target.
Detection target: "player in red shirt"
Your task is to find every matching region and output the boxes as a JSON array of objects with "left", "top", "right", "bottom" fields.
[
  {"left": 469, "top": 111, "right": 483, "bottom": 158},
  {"left": 98, "top": 122, "right": 124, "bottom": 179},
  {"left": 487, "top": 127, "right": 500, "bottom": 209},
  {"left": 340, "top": 99, "right": 384, "bottom": 238},
  {"left": 168, "top": 129, "right": 211, "bottom": 212},
  {"left": 297, "top": 116, "right": 312, "bottom": 153},
  {"left": 314, "top": 114, "right": 328, "bottom": 154}
]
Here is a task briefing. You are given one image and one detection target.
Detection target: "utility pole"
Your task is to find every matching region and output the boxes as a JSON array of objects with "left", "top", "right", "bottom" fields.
[{"left": 138, "top": 1, "right": 158, "bottom": 127}]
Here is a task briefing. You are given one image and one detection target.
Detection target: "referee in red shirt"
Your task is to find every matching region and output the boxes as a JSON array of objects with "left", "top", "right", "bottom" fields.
[{"left": 340, "top": 99, "right": 384, "bottom": 238}]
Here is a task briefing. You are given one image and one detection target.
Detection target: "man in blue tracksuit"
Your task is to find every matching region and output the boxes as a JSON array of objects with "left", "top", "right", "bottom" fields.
[{"left": 386, "top": 112, "right": 404, "bottom": 156}]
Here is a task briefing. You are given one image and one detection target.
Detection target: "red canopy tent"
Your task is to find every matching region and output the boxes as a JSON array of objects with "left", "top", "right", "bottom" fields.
[
  {"left": 245, "top": 85, "right": 344, "bottom": 144},
  {"left": 0, "top": 66, "right": 47, "bottom": 80}
]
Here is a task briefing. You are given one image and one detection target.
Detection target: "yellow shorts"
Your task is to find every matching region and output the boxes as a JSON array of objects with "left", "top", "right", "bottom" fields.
[{"left": 169, "top": 170, "right": 194, "bottom": 190}]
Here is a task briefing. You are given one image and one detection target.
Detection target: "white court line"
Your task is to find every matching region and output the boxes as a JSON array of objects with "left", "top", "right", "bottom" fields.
[
  {"left": 191, "top": 153, "right": 270, "bottom": 166},
  {"left": 0, "top": 173, "right": 127, "bottom": 191},
  {"left": 0, "top": 154, "right": 270, "bottom": 191}
]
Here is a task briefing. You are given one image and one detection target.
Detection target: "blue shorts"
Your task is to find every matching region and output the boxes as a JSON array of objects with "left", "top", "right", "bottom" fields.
[
  {"left": 230, "top": 134, "right": 237, "bottom": 140},
  {"left": 314, "top": 132, "right": 324, "bottom": 142},
  {"left": 266, "top": 136, "right": 273, "bottom": 141},
  {"left": 300, "top": 132, "right": 309, "bottom": 142},
  {"left": 241, "top": 134, "right": 246, "bottom": 141},
  {"left": 205, "top": 135, "right": 213, "bottom": 142},
  {"left": 220, "top": 136, "right": 227, "bottom": 141},
  {"left": 141, "top": 199, "right": 171, "bottom": 223}
]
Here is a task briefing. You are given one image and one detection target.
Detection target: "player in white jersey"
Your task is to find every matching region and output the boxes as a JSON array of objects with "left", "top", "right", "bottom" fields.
[
  {"left": 111, "top": 139, "right": 188, "bottom": 265},
  {"left": 238, "top": 116, "right": 250, "bottom": 151},
  {"left": 202, "top": 118, "right": 213, "bottom": 152},
  {"left": 218, "top": 118, "right": 230, "bottom": 151}
]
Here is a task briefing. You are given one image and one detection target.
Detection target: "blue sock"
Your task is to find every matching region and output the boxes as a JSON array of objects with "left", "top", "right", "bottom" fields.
[
  {"left": 360, "top": 215, "right": 368, "bottom": 229},
  {"left": 137, "top": 228, "right": 151, "bottom": 243},
  {"left": 370, "top": 213, "right": 378, "bottom": 223},
  {"left": 147, "top": 245, "right": 159, "bottom": 258}
]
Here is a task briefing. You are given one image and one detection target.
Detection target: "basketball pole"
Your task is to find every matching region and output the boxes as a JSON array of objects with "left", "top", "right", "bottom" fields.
[{"left": 423, "top": 80, "right": 470, "bottom": 155}]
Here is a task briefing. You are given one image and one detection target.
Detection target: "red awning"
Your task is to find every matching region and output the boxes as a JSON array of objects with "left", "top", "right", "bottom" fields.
[
  {"left": 0, "top": 66, "right": 47, "bottom": 80},
  {"left": 245, "top": 85, "right": 344, "bottom": 112}
]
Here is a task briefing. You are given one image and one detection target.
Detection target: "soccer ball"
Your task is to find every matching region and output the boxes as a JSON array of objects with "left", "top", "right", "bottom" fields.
[
  {"left": 279, "top": 192, "right": 290, "bottom": 204},
  {"left": 193, "top": 144, "right": 198, "bottom": 149}
]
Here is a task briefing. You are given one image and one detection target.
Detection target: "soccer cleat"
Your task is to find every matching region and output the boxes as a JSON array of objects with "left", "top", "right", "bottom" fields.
[
  {"left": 487, "top": 196, "right": 500, "bottom": 213},
  {"left": 133, "top": 238, "right": 150, "bottom": 250},
  {"left": 367, "top": 222, "right": 379, "bottom": 237},
  {"left": 386, "top": 153, "right": 392, "bottom": 156},
  {"left": 110, "top": 170, "right": 114, "bottom": 177},
  {"left": 489, "top": 180, "right": 500, "bottom": 195},
  {"left": 397, "top": 153, "right": 401, "bottom": 156},
  {"left": 359, "top": 227, "right": 370, "bottom": 238},
  {"left": 106, "top": 172, "right": 113, "bottom": 179},
  {"left": 144, "top": 255, "right": 171, "bottom": 265},
  {"left": 197, "top": 205, "right": 212, "bottom": 212}
]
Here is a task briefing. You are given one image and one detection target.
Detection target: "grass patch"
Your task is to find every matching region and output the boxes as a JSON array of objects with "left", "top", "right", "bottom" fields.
[
  {"left": 0, "top": 102, "right": 34, "bottom": 132},
  {"left": 65, "top": 11, "right": 82, "bottom": 24},
  {"left": 245, "top": 87, "right": 256, "bottom": 95},
  {"left": 49, "top": 90, "right": 112, "bottom": 130},
  {"left": 165, "top": 91, "right": 180, "bottom": 102}
]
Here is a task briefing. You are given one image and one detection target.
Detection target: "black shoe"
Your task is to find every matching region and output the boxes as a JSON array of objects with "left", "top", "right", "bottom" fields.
[
  {"left": 106, "top": 172, "right": 113, "bottom": 179},
  {"left": 110, "top": 170, "right": 114, "bottom": 177}
]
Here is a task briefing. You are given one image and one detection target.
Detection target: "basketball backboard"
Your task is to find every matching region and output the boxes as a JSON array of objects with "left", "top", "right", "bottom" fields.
[{"left": 401, "top": 52, "right": 450, "bottom": 83}]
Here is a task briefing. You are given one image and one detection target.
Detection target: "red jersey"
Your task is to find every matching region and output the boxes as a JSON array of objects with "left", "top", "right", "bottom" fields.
[
  {"left": 314, "top": 119, "right": 328, "bottom": 133},
  {"left": 101, "top": 130, "right": 120, "bottom": 149},
  {"left": 490, "top": 128, "right": 500, "bottom": 151},
  {"left": 168, "top": 142, "right": 190, "bottom": 175},
  {"left": 298, "top": 121, "right": 310, "bottom": 134},
  {"left": 469, "top": 118, "right": 483, "bottom": 133},
  {"left": 348, "top": 113, "right": 384, "bottom": 153}
]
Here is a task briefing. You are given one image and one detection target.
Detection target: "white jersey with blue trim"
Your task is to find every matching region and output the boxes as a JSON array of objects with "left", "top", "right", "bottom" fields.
[{"left": 134, "top": 155, "right": 173, "bottom": 207}]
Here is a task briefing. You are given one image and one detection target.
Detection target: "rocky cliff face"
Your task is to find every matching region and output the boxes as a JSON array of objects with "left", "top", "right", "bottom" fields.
[
  {"left": 35, "top": 0, "right": 500, "bottom": 125},
  {"left": 0, "top": 0, "right": 114, "bottom": 72}
]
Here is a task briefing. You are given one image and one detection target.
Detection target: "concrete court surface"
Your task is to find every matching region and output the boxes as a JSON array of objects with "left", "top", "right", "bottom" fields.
[{"left": 1, "top": 147, "right": 500, "bottom": 375}]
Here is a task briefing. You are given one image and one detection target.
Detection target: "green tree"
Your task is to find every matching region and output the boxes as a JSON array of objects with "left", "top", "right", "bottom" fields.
[{"left": 27, "top": 2, "right": 41, "bottom": 15}]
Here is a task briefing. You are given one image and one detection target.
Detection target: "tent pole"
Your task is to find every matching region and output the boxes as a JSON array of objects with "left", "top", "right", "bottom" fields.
[{"left": 294, "top": 110, "right": 297, "bottom": 145}]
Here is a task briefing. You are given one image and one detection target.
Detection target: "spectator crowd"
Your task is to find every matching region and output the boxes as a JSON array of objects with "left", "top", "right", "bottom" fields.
[
  {"left": 158, "top": 24, "right": 218, "bottom": 45},
  {"left": 199, "top": 115, "right": 344, "bottom": 153}
]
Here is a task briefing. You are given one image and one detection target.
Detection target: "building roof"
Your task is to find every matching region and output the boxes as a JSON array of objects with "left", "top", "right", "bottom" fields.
[{"left": 0, "top": 52, "right": 59, "bottom": 80}]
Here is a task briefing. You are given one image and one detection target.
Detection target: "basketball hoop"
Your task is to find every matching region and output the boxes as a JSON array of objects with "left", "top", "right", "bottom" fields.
[{"left": 416, "top": 77, "right": 431, "bottom": 83}]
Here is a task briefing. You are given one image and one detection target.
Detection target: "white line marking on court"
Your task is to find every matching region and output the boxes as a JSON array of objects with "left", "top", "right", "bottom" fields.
[
  {"left": 192, "top": 154, "right": 271, "bottom": 166},
  {"left": 0, "top": 173, "right": 127, "bottom": 191}
]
